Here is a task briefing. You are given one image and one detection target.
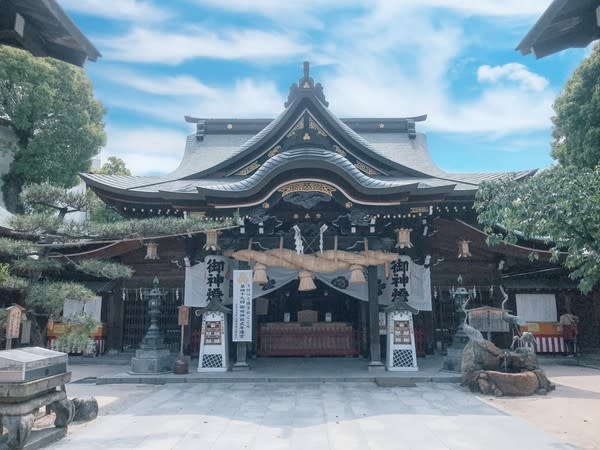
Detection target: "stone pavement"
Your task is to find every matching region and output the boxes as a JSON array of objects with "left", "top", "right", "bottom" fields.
[{"left": 48, "top": 381, "right": 576, "bottom": 450}]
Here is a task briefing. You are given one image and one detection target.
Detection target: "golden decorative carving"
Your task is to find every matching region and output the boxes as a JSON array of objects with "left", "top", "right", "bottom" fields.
[
  {"left": 354, "top": 161, "right": 380, "bottom": 176},
  {"left": 409, "top": 206, "right": 428, "bottom": 214},
  {"left": 286, "top": 117, "right": 305, "bottom": 138},
  {"left": 235, "top": 161, "right": 260, "bottom": 176},
  {"left": 308, "top": 117, "right": 327, "bottom": 137},
  {"left": 333, "top": 145, "right": 346, "bottom": 157},
  {"left": 302, "top": 132, "right": 311, "bottom": 141},
  {"left": 262, "top": 202, "right": 270, "bottom": 209},
  {"left": 345, "top": 201, "right": 353, "bottom": 209},
  {"left": 268, "top": 145, "right": 281, "bottom": 157},
  {"left": 278, "top": 182, "right": 336, "bottom": 197}
]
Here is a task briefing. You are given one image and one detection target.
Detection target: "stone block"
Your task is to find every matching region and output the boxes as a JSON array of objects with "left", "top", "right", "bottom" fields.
[{"left": 73, "top": 397, "right": 98, "bottom": 422}]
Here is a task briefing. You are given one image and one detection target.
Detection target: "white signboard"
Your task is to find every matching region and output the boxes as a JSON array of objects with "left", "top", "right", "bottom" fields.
[
  {"left": 232, "top": 270, "right": 253, "bottom": 342},
  {"left": 63, "top": 297, "right": 102, "bottom": 321}
]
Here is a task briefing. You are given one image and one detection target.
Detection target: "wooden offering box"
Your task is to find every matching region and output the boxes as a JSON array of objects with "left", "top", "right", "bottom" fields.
[{"left": 257, "top": 322, "right": 358, "bottom": 356}]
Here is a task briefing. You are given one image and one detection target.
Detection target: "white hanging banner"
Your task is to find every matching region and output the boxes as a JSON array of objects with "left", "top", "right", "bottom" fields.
[
  {"left": 185, "top": 256, "right": 232, "bottom": 307},
  {"left": 233, "top": 270, "right": 253, "bottom": 342}
]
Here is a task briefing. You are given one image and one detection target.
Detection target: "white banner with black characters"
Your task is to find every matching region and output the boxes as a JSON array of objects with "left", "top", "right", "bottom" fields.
[
  {"left": 185, "top": 256, "right": 432, "bottom": 311},
  {"left": 232, "top": 270, "right": 253, "bottom": 342},
  {"left": 184, "top": 255, "right": 232, "bottom": 307}
]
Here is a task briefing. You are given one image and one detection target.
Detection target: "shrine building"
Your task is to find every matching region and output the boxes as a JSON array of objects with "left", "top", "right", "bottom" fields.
[{"left": 78, "top": 63, "right": 593, "bottom": 371}]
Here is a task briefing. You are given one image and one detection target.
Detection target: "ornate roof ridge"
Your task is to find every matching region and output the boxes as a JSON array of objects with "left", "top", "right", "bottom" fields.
[{"left": 285, "top": 61, "right": 329, "bottom": 107}]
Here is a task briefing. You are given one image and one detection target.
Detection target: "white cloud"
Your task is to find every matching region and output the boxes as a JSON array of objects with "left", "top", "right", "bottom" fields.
[
  {"left": 98, "top": 69, "right": 218, "bottom": 97},
  {"left": 100, "top": 72, "right": 285, "bottom": 123},
  {"left": 399, "top": 0, "right": 552, "bottom": 17},
  {"left": 316, "top": 4, "right": 555, "bottom": 136},
  {"left": 98, "top": 74, "right": 286, "bottom": 175},
  {"left": 188, "top": 0, "right": 551, "bottom": 20},
  {"left": 102, "top": 125, "right": 187, "bottom": 175},
  {"left": 96, "top": 27, "right": 309, "bottom": 64},
  {"left": 477, "top": 63, "right": 549, "bottom": 91},
  {"left": 61, "top": 0, "right": 168, "bottom": 22}
]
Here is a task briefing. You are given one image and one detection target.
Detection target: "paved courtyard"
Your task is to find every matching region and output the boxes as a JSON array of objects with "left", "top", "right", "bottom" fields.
[{"left": 49, "top": 379, "right": 578, "bottom": 450}]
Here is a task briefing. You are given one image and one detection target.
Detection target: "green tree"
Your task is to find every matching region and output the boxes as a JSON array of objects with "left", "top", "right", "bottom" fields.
[
  {"left": 20, "top": 182, "right": 89, "bottom": 220},
  {"left": 89, "top": 156, "right": 131, "bottom": 222},
  {"left": 476, "top": 44, "right": 600, "bottom": 293},
  {"left": 0, "top": 180, "right": 228, "bottom": 345},
  {"left": 96, "top": 156, "right": 131, "bottom": 176},
  {"left": 0, "top": 45, "right": 105, "bottom": 211},
  {"left": 551, "top": 44, "right": 600, "bottom": 168}
]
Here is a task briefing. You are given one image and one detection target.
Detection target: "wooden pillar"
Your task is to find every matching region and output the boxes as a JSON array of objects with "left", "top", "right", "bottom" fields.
[{"left": 368, "top": 265, "right": 384, "bottom": 370}]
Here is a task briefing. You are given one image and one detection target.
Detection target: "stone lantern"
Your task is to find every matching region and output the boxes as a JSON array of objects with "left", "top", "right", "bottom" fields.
[{"left": 130, "top": 277, "right": 173, "bottom": 374}]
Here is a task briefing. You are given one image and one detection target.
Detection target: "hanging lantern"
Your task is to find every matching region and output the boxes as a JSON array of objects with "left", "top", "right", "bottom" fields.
[
  {"left": 204, "top": 230, "right": 220, "bottom": 251},
  {"left": 298, "top": 270, "right": 316, "bottom": 291},
  {"left": 349, "top": 264, "right": 366, "bottom": 284},
  {"left": 145, "top": 242, "right": 159, "bottom": 260},
  {"left": 395, "top": 228, "right": 413, "bottom": 249},
  {"left": 253, "top": 263, "right": 268, "bottom": 284},
  {"left": 457, "top": 240, "right": 472, "bottom": 258}
]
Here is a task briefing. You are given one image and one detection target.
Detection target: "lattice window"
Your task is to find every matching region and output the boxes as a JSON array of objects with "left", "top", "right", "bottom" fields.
[
  {"left": 201, "top": 354, "right": 223, "bottom": 369},
  {"left": 392, "top": 349, "right": 414, "bottom": 368}
]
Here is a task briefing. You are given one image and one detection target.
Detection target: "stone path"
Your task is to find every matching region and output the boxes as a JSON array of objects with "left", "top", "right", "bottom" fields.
[{"left": 48, "top": 382, "right": 576, "bottom": 450}]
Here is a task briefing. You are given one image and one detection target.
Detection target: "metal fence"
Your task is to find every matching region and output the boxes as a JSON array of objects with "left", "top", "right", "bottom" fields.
[{"left": 122, "top": 287, "right": 182, "bottom": 352}]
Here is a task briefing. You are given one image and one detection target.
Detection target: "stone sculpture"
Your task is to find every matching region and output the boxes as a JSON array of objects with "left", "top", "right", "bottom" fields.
[{"left": 461, "top": 289, "right": 555, "bottom": 396}]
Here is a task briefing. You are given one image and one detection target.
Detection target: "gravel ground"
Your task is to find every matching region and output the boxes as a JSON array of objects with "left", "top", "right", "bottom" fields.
[{"left": 479, "top": 363, "right": 600, "bottom": 450}]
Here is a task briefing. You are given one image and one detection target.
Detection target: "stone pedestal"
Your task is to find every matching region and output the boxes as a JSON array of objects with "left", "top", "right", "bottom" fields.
[
  {"left": 0, "top": 371, "right": 72, "bottom": 449},
  {"left": 386, "top": 308, "right": 418, "bottom": 371},
  {"left": 442, "top": 329, "right": 469, "bottom": 372},
  {"left": 233, "top": 343, "right": 249, "bottom": 371},
  {"left": 442, "top": 287, "right": 470, "bottom": 372},
  {"left": 130, "top": 349, "right": 173, "bottom": 374},
  {"left": 198, "top": 310, "right": 229, "bottom": 372}
]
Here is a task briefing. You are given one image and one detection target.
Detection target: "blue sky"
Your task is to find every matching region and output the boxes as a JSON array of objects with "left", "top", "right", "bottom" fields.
[{"left": 60, "top": 0, "right": 590, "bottom": 176}]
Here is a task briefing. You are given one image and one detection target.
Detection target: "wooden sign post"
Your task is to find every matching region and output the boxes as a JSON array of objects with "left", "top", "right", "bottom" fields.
[
  {"left": 174, "top": 305, "right": 190, "bottom": 374},
  {"left": 5, "top": 305, "right": 25, "bottom": 350}
]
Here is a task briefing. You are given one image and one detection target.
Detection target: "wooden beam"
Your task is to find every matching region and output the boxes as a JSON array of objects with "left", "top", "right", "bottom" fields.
[{"left": 367, "top": 264, "right": 384, "bottom": 370}]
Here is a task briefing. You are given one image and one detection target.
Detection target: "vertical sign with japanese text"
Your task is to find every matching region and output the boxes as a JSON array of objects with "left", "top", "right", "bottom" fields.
[
  {"left": 233, "top": 270, "right": 253, "bottom": 342},
  {"left": 390, "top": 259, "right": 409, "bottom": 301},
  {"left": 205, "top": 256, "right": 226, "bottom": 304}
]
